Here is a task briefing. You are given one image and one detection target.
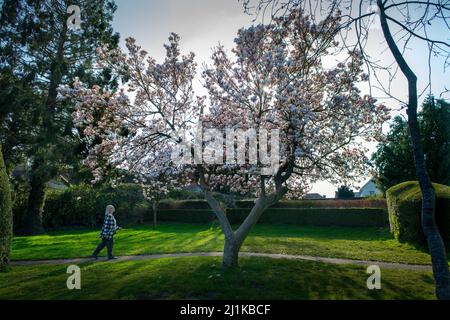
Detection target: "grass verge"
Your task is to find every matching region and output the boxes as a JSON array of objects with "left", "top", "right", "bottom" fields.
[
  {"left": 0, "top": 256, "right": 436, "bottom": 300},
  {"left": 12, "top": 223, "right": 449, "bottom": 265}
]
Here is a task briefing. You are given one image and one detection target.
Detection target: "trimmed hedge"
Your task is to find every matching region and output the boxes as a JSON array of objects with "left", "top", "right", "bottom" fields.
[
  {"left": 43, "top": 184, "right": 150, "bottom": 228},
  {"left": 156, "top": 208, "right": 388, "bottom": 227},
  {"left": 225, "top": 208, "right": 387, "bottom": 227},
  {"left": 38, "top": 184, "right": 388, "bottom": 229},
  {"left": 157, "top": 209, "right": 215, "bottom": 223},
  {"left": 158, "top": 200, "right": 211, "bottom": 210},
  {"left": 158, "top": 199, "right": 387, "bottom": 210},
  {"left": 237, "top": 199, "right": 387, "bottom": 209},
  {"left": 386, "top": 181, "right": 450, "bottom": 249}
]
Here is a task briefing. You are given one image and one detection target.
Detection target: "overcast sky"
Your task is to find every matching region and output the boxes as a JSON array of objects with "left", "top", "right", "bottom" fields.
[{"left": 111, "top": 0, "right": 449, "bottom": 197}]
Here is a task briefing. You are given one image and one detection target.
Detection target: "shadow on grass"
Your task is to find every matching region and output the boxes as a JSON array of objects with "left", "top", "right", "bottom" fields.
[
  {"left": 0, "top": 256, "right": 436, "bottom": 300},
  {"left": 84, "top": 257, "right": 436, "bottom": 300}
]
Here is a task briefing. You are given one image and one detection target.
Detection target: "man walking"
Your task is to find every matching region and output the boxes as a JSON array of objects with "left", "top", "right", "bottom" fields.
[{"left": 92, "top": 205, "right": 121, "bottom": 260}]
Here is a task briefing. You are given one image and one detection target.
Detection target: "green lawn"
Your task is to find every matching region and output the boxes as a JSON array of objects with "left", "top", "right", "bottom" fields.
[
  {"left": 12, "top": 223, "right": 449, "bottom": 265},
  {"left": 0, "top": 256, "right": 437, "bottom": 300}
]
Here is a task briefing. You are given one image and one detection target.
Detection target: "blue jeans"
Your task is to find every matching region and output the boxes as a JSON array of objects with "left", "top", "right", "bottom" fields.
[{"left": 93, "top": 237, "right": 114, "bottom": 258}]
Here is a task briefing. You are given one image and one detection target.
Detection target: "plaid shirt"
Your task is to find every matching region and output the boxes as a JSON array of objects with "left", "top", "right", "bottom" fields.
[{"left": 100, "top": 213, "right": 119, "bottom": 239}]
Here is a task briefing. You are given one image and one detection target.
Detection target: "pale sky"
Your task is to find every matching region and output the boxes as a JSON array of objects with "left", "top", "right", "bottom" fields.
[{"left": 112, "top": 0, "right": 449, "bottom": 197}]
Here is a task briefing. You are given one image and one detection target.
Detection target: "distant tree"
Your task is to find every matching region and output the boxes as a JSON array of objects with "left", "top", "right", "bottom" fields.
[
  {"left": 0, "top": 145, "right": 13, "bottom": 272},
  {"left": 141, "top": 171, "right": 179, "bottom": 230},
  {"left": 336, "top": 185, "right": 355, "bottom": 199},
  {"left": 372, "top": 97, "right": 450, "bottom": 193}
]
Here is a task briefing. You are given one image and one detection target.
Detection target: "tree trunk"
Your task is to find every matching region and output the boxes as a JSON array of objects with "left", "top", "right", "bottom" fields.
[
  {"left": 203, "top": 190, "right": 238, "bottom": 268},
  {"left": 23, "top": 19, "right": 68, "bottom": 236},
  {"left": 201, "top": 179, "right": 284, "bottom": 268},
  {"left": 197, "top": 164, "right": 288, "bottom": 269},
  {"left": 152, "top": 201, "right": 158, "bottom": 230},
  {"left": 0, "top": 145, "right": 13, "bottom": 272},
  {"left": 23, "top": 171, "right": 47, "bottom": 235},
  {"left": 223, "top": 237, "right": 240, "bottom": 268},
  {"left": 378, "top": 0, "right": 450, "bottom": 299}
]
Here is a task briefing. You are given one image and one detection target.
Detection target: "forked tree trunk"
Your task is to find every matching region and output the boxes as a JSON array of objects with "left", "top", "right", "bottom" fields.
[
  {"left": 378, "top": 1, "right": 450, "bottom": 300},
  {"left": 202, "top": 180, "right": 285, "bottom": 268}
]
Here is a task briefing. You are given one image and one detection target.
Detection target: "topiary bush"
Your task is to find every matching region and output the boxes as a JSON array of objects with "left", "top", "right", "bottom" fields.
[{"left": 386, "top": 181, "right": 450, "bottom": 250}]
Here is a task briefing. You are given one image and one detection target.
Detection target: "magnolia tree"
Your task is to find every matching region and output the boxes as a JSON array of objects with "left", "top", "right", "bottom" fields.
[
  {"left": 199, "top": 10, "right": 388, "bottom": 266},
  {"left": 141, "top": 170, "right": 180, "bottom": 230},
  {"left": 60, "top": 12, "right": 388, "bottom": 268}
]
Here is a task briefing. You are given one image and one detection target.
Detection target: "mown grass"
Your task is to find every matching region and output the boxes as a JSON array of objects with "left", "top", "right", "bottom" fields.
[
  {"left": 12, "top": 223, "right": 450, "bottom": 265},
  {"left": 0, "top": 256, "right": 437, "bottom": 300}
]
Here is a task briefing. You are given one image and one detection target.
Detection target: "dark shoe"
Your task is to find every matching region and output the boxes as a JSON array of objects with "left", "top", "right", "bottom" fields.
[
  {"left": 108, "top": 256, "right": 118, "bottom": 260},
  {"left": 91, "top": 255, "right": 98, "bottom": 260}
]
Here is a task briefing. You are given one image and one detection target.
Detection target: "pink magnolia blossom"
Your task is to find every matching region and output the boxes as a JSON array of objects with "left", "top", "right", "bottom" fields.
[{"left": 59, "top": 11, "right": 389, "bottom": 267}]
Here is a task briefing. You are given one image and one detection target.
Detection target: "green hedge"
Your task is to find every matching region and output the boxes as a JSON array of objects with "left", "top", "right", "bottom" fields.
[
  {"left": 158, "top": 200, "right": 211, "bottom": 210},
  {"left": 39, "top": 184, "right": 388, "bottom": 229},
  {"left": 43, "top": 184, "right": 150, "bottom": 228},
  {"left": 157, "top": 209, "right": 215, "bottom": 223},
  {"left": 386, "top": 181, "right": 450, "bottom": 249},
  {"left": 156, "top": 208, "right": 388, "bottom": 227},
  {"left": 225, "top": 208, "right": 387, "bottom": 227},
  {"left": 283, "top": 199, "right": 385, "bottom": 208},
  {"left": 158, "top": 199, "right": 387, "bottom": 210}
]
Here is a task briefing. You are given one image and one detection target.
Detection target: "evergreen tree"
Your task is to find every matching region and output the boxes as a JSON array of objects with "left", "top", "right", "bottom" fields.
[
  {"left": 0, "top": 0, "right": 120, "bottom": 234},
  {"left": 372, "top": 97, "right": 450, "bottom": 193},
  {"left": 336, "top": 185, "right": 355, "bottom": 199}
]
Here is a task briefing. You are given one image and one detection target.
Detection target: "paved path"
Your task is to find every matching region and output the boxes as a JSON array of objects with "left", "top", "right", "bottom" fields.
[{"left": 11, "top": 252, "right": 432, "bottom": 271}]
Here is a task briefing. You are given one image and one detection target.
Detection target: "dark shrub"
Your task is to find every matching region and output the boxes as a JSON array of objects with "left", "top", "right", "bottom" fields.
[
  {"left": 43, "top": 184, "right": 148, "bottom": 228},
  {"left": 11, "top": 181, "right": 30, "bottom": 233},
  {"left": 386, "top": 181, "right": 450, "bottom": 250}
]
